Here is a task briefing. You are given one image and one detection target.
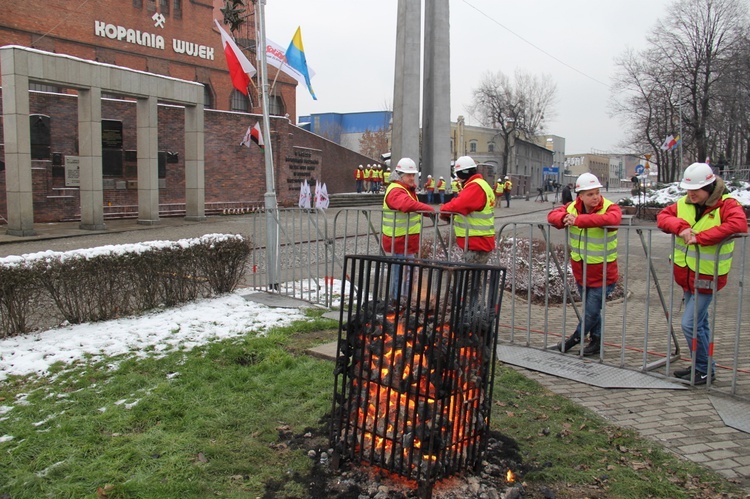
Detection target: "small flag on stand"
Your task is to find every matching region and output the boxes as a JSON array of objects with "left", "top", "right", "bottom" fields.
[
  {"left": 299, "top": 180, "right": 311, "bottom": 209},
  {"left": 315, "top": 182, "right": 330, "bottom": 209},
  {"left": 241, "top": 121, "right": 265, "bottom": 150}
]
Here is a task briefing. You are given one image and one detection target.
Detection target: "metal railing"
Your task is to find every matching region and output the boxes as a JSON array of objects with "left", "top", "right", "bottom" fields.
[{"left": 246, "top": 207, "right": 749, "bottom": 400}]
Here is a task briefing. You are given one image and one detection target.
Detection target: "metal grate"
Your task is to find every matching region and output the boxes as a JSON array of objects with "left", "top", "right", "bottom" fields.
[{"left": 330, "top": 255, "right": 506, "bottom": 496}]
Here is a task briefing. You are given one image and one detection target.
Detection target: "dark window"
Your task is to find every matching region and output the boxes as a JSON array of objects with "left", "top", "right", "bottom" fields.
[
  {"left": 173, "top": 0, "right": 181, "bottom": 18},
  {"left": 30, "top": 115, "right": 51, "bottom": 160},
  {"left": 488, "top": 142, "right": 495, "bottom": 153},
  {"left": 147, "top": 0, "right": 156, "bottom": 12},
  {"left": 158, "top": 151, "right": 167, "bottom": 179},
  {"left": 469, "top": 141, "right": 477, "bottom": 153},
  {"left": 203, "top": 84, "right": 213, "bottom": 109},
  {"left": 268, "top": 95, "right": 285, "bottom": 116},
  {"left": 133, "top": 0, "right": 142, "bottom": 7},
  {"left": 29, "top": 82, "right": 61, "bottom": 93},
  {"left": 101, "top": 120, "right": 124, "bottom": 177},
  {"left": 230, "top": 89, "right": 250, "bottom": 112},
  {"left": 159, "top": 0, "right": 169, "bottom": 14}
]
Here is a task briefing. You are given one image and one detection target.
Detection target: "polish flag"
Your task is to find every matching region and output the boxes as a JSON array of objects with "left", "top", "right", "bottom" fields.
[{"left": 214, "top": 19, "right": 256, "bottom": 95}]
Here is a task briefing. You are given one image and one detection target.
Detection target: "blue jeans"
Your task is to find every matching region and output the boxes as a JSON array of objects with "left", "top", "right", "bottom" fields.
[
  {"left": 356, "top": 180, "right": 363, "bottom": 193},
  {"left": 427, "top": 192, "right": 434, "bottom": 204},
  {"left": 439, "top": 192, "right": 445, "bottom": 203},
  {"left": 681, "top": 290, "right": 715, "bottom": 375},
  {"left": 389, "top": 254, "right": 414, "bottom": 301},
  {"left": 573, "top": 282, "right": 616, "bottom": 342}
]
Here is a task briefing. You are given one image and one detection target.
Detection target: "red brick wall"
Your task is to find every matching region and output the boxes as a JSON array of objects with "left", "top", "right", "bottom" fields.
[
  {"left": 0, "top": 90, "right": 373, "bottom": 222},
  {"left": 0, "top": 0, "right": 297, "bottom": 119}
]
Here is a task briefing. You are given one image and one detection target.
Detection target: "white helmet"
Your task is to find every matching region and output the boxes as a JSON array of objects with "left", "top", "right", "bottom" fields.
[
  {"left": 679, "top": 162, "right": 715, "bottom": 189},
  {"left": 454, "top": 156, "right": 477, "bottom": 172},
  {"left": 575, "top": 172, "right": 603, "bottom": 193},
  {"left": 395, "top": 157, "right": 418, "bottom": 174}
]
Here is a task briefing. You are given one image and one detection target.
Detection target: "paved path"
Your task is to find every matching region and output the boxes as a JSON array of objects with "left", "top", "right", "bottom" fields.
[{"left": 2, "top": 193, "right": 749, "bottom": 492}]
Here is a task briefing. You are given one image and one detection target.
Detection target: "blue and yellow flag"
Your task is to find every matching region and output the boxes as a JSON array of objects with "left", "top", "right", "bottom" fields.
[{"left": 285, "top": 27, "right": 317, "bottom": 100}]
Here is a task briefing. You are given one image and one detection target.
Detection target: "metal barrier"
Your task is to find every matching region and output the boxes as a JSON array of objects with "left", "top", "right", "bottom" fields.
[{"left": 248, "top": 207, "right": 750, "bottom": 401}]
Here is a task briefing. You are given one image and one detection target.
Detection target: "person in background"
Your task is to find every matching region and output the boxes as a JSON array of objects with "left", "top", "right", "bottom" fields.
[
  {"left": 384, "top": 167, "right": 391, "bottom": 187},
  {"left": 440, "top": 156, "right": 496, "bottom": 264},
  {"left": 355, "top": 165, "right": 364, "bottom": 193},
  {"left": 381, "top": 158, "right": 435, "bottom": 301},
  {"left": 424, "top": 175, "right": 435, "bottom": 204},
  {"left": 437, "top": 176, "right": 446, "bottom": 203},
  {"left": 494, "top": 178, "right": 505, "bottom": 208},
  {"left": 363, "top": 164, "right": 372, "bottom": 194},
  {"left": 371, "top": 165, "right": 381, "bottom": 193},
  {"left": 656, "top": 162, "right": 748, "bottom": 385},
  {"left": 561, "top": 182, "right": 574, "bottom": 204},
  {"left": 503, "top": 176, "right": 513, "bottom": 208},
  {"left": 451, "top": 176, "right": 462, "bottom": 197},
  {"left": 548, "top": 172, "right": 621, "bottom": 357}
]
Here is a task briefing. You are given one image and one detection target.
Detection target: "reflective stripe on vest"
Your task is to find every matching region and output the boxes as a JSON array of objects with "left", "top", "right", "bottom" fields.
[
  {"left": 566, "top": 199, "right": 618, "bottom": 263},
  {"left": 673, "top": 195, "right": 734, "bottom": 275},
  {"left": 454, "top": 178, "right": 496, "bottom": 238},
  {"left": 382, "top": 183, "right": 422, "bottom": 237}
]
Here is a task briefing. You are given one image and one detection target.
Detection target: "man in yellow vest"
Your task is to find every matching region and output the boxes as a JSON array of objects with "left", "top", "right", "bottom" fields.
[
  {"left": 381, "top": 158, "right": 435, "bottom": 300},
  {"left": 383, "top": 167, "right": 391, "bottom": 186},
  {"left": 548, "top": 172, "right": 621, "bottom": 356},
  {"left": 436, "top": 176, "right": 446, "bottom": 203},
  {"left": 424, "top": 175, "right": 436, "bottom": 204},
  {"left": 439, "top": 156, "right": 496, "bottom": 264},
  {"left": 363, "top": 164, "right": 372, "bottom": 193},
  {"left": 657, "top": 163, "right": 748, "bottom": 384},
  {"left": 450, "top": 176, "right": 461, "bottom": 197},
  {"left": 494, "top": 178, "right": 505, "bottom": 208}
]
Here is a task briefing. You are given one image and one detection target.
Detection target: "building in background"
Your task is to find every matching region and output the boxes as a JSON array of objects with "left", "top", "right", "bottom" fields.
[{"left": 298, "top": 111, "right": 392, "bottom": 161}]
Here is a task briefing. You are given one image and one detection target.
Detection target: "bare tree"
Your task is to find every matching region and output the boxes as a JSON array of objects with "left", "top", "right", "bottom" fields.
[
  {"left": 469, "top": 70, "right": 556, "bottom": 176},
  {"left": 359, "top": 128, "right": 390, "bottom": 160}
]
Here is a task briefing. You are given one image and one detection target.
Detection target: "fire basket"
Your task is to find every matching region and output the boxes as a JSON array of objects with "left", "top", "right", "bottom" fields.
[{"left": 330, "top": 255, "right": 506, "bottom": 497}]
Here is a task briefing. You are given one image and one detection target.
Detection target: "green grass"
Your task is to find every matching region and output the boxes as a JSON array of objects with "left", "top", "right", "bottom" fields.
[{"left": 0, "top": 310, "right": 744, "bottom": 498}]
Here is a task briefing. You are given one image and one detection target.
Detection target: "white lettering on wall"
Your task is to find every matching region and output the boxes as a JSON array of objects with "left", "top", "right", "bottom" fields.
[{"left": 94, "top": 21, "right": 213, "bottom": 60}]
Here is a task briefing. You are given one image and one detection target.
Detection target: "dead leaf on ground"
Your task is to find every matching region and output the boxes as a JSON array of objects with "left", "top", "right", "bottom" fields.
[
  {"left": 96, "top": 484, "right": 115, "bottom": 498},
  {"left": 195, "top": 452, "right": 208, "bottom": 463}
]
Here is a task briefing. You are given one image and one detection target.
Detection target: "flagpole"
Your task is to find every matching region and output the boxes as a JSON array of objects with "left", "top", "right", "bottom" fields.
[{"left": 258, "top": 0, "right": 279, "bottom": 290}]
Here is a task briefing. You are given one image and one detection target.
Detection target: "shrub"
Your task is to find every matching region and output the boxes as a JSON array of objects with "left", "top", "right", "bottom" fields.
[{"left": 0, "top": 234, "right": 252, "bottom": 338}]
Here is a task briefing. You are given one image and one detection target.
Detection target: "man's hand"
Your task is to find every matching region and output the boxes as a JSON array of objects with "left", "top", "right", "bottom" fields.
[
  {"left": 563, "top": 213, "right": 577, "bottom": 227},
  {"left": 679, "top": 228, "right": 697, "bottom": 245}
]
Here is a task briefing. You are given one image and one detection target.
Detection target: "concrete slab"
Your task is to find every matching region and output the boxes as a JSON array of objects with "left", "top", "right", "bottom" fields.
[
  {"left": 322, "top": 311, "right": 341, "bottom": 321},
  {"left": 239, "top": 291, "right": 313, "bottom": 309},
  {"left": 497, "top": 344, "right": 687, "bottom": 390},
  {"left": 710, "top": 395, "right": 750, "bottom": 434},
  {"left": 308, "top": 340, "right": 338, "bottom": 361}
]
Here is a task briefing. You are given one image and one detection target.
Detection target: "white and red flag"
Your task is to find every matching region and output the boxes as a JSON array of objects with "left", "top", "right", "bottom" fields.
[
  {"left": 241, "top": 122, "right": 264, "bottom": 150},
  {"left": 214, "top": 19, "right": 256, "bottom": 95}
]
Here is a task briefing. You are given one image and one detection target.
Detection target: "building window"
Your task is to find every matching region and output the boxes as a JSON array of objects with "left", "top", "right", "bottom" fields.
[
  {"left": 488, "top": 142, "right": 495, "bottom": 153},
  {"left": 173, "top": 0, "right": 182, "bottom": 18},
  {"left": 29, "top": 82, "right": 62, "bottom": 93},
  {"left": 30, "top": 115, "right": 51, "bottom": 160},
  {"left": 268, "top": 95, "right": 285, "bottom": 116},
  {"left": 202, "top": 84, "right": 213, "bottom": 109},
  {"left": 469, "top": 141, "right": 477, "bottom": 153},
  {"left": 450, "top": 139, "right": 454, "bottom": 153},
  {"left": 133, "top": 0, "right": 143, "bottom": 8},
  {"left": 159, "top": 0, "right": 169, "bottom": 14},
  {"left": 230, "top": 89, "right": 251, "bottom": 112},
  {"left": 147, "top": 0, "right": 156, "bottom": 12}
]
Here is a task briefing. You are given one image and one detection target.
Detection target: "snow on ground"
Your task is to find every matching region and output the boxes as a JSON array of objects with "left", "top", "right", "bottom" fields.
[
  {"left": 0, "top": 290, "right": 308, "bottom": 382},
  {"left": 624, "top": 180, "right": 750, "bottom": 206}
]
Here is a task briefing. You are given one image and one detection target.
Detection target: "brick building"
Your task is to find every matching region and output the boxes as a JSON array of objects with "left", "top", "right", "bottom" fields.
[{"left": 0, "top": 1, "right": 371, "bottom": 223}]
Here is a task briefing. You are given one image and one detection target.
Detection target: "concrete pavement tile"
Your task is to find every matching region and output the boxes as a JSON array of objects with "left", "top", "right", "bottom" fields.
[
  {"left": 734, "top": 456, "right": 750, "bottom": 466},
  {"left": 684, "top": 453, "right": 712, "bottom": 463},
  {"left": 705, "top": 450, "right": 740, "bottom": 460},
  {"left": 706, "top": 440, "right": 742, "bottom": 450},
  {"left": 679, "top": 443, "right": 714, "bottom": 454}
]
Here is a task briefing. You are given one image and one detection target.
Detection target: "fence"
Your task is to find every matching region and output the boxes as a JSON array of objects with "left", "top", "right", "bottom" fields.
[{"left": 246, "top": 207, "right": 749, "bottom": 401}]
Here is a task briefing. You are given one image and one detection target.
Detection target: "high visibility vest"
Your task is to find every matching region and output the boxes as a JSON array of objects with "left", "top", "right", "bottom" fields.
[
  {"left": 495, "top": 182, "right": 505, "bottom": 195},
  {"left": 355, "top": 169, "right": 363, "bottom": 180},
  {"left": 673, "top": 195, "right": 735, "bottom": 276},
  {"left": 453, "top": 178, "right": 496, "bottom": 238},
  {"left": 437, "top": 180, "right": 446, "bottom": 191},
  {"left": 566, "top": 199, "right": 618, "bottom": 264},
  {"left": 384, "top": 171, "right": 391, "bottom": 184},
  {"left": 381, "top": 183, "right": 422, "bottom": 238},
  {"left": 425, "top": 178, "right": 435, "bottom": 190},
  {"left": 504, "top": 180, "right": 513, "bottom": 192},
  {"left": 451, "top": 180, "right": 461, "bottom": 192},
  {"left": 376, "top": 169, "right": 382, "bottom": 181},
  {"left": 364, "top": 168, "right": 372, "bottom": 180}
]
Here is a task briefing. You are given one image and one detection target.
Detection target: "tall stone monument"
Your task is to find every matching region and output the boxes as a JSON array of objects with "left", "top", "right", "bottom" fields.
[{"left": 391, "top": 0, "right": 450, "bottom": 181}]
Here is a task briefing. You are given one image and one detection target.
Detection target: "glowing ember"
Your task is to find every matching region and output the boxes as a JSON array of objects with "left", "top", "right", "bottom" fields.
[{"left": 506, "top": 469, "right": 515, "bottom": 483}]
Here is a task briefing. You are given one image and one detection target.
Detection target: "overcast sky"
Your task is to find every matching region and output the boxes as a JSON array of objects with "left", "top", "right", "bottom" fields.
[{"left": 263, "top": 0, "right": 667, "bottom": 155}]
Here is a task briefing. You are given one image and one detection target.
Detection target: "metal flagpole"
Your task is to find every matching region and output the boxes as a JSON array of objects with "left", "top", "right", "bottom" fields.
[{"left": 258, "top": 0, "right": 279, "bottom": 289}]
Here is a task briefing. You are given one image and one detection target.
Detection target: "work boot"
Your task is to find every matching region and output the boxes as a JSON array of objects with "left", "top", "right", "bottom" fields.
[
  {"left": 582, "top": 338, "right": 601, "bottom": 356},
  {"left": 673, "top": 367, "right": 692, "bottom": 379},
  {"left": 557, "top": 334, "right": 580, "bottom": 353}
]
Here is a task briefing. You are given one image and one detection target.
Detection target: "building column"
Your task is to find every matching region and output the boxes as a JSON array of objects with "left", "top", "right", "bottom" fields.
[
  {"left": 391, "top": 0, "right": 421, "bottom": 166},
  {"left": 136, "top": 96, "right": 160, "bottom": 225},
  {"left": 184, "top": 104, "right": 206, "bottom": 221},
  {"left": 78, "top": 87, "right": 106, "bottom": 230},
  {"left": 1, "top": 50, "right": 35, "bottom": 236},
  {"left": 422, "top": 0, "right": 451, "bottom": 181}
]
